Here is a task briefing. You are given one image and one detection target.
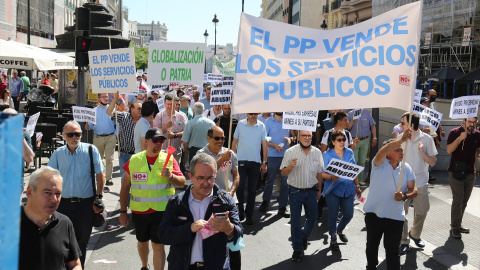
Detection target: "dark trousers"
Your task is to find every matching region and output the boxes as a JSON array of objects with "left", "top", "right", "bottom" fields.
[
  {"left": 189, "top": 147, "right": 201, "bottom": 164},
  {"left": 229, "top": 250, "right": 241, "bottom": 270},
  {"left": 12, "top": 96, "right": 19, "bottom": 111},
  {"left": 237, "top": 161, "right": 261, "bottom": 217},
  {"left": 57, "top": 197, "right": 95, "bottom": 268},
  {"left": 365, "top": 213, "right": 404, "bottom": 270}
]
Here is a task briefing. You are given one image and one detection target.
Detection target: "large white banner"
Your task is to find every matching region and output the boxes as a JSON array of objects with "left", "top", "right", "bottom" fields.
[
  {"left": 232, "top": 2, "right": 422, "bottom": 114},
  {"left": 449, "top": 96, "right": 480, "bottom": 119},
  {"left": 89, "top": 48, "right": 137, "bottom": 93},
  {"left": 148, "top": 42, "right": 206, "bottom": 85},
  {"left": 212, "top": 56, "right": 236, "bottom": 75}
]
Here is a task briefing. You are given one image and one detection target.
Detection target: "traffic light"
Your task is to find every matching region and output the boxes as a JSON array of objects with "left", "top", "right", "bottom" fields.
[{"left": 75, "top": 36, "right": 92, "bottom": 67}]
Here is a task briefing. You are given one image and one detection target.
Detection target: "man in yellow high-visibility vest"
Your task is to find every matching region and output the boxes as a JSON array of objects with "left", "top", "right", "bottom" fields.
[{"left": 120, "top": 127, "right": 186, "bottom": 270}]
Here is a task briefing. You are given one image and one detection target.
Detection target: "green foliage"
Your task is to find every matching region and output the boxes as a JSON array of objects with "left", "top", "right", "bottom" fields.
[{"left": 133, "top": 45, "right": 149, "bottom": 70}]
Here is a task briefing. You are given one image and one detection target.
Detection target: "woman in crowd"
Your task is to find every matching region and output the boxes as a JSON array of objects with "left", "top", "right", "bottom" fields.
[
  {"left": 0, "top": 89, "right": 14, "bottom": 108},
  {"left": 40, "top": 73, "right": 51, "bottom": 86},
  {"left": 0, "top": 74, "right": 7, "bottom": 97},
  {"left": 321, "top": 130, "right": 362, "bottom": 251}
]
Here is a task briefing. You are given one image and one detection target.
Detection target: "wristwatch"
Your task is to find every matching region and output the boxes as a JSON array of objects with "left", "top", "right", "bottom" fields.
[
  {"left": 96, "top": 193, "right": 103, "bottom": 199},
  {"left": 174, "top": 133, "right": 178, "bottom": 139},
  {"left": 262, "top": 161, "right": 268, "bottom": 165},
  {"left": 402, "top": 192, "right": 408, "bottom": 201}
]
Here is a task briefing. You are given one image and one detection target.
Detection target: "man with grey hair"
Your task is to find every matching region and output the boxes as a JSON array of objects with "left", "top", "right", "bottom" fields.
[
  {"left": 20, "top": 166, "right": 82, "bottom": 270},
  {"left": 48, "top": 120, "right": 105, "bottom": 268},
  {"left": 9, "top": 69, "right": 23, "bottom": 111},
  {"left": 180, "top": 95, "right": 194, "bottom": 120},
  {"left": 191, "top": 90, "right": 201, "bottom": 108},
  {"left": 182, "top": 102, "right": 215, "bottom": 164},
  {"left": 159, "top": 153, "right": 243, "bottom": 270}
]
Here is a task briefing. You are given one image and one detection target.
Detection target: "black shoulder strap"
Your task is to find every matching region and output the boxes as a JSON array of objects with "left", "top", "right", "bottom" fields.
[{"left": 89, "top": 145, "right": 97, "bottom": 196}]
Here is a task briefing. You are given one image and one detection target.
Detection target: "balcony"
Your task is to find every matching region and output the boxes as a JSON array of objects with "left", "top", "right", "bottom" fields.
[
  {"left": 331, "top": 0, "right": 341, "bottom": 11},
  {"left": 323, "top": 5, "right": 329, "bottom": 13}
]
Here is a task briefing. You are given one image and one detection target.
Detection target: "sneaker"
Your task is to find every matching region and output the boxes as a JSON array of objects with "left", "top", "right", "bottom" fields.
[
  {"left": 245, "top": 216, "right": 253, "bottom": 225},
  {"left": 277, "top": 207, "right": 291, "bottom": 218},
  {"left": 451, "top": 229, "right": 462, "bottom": 239},
  {"left": 106, "top": 179, "right": 114, "bottom": 186},
  {"left": 140, "top": 266, "right": 149, "bottom": 270},
  {"left": 409, "top": 231, "right": 425, "bottom": 248},
  {"left": 338, "top": 233, "right": 348, "bottom": 243},
  {"left": 291, "top": 251, "right": 303, "bottom": 262},
  {"left": 303, "top": 238, "right": 308, "bottom": 250},
  {"left": 238, "top": 212, "right": 245, "bottom": 221},
  {"left": 459, "top": 226, "right": 470, "bottom": 233},
  {"left": 399, "top": 244, "right": 410, "bottom": 255},
  {"left": 329, "top": 242, "right": 340, "bottom": 251},
  {"left": 259, "top": 201, "right": 268, "bottom": 212}
]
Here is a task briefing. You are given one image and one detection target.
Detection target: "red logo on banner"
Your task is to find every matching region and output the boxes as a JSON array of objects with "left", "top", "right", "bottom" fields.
[
  {"left": 132, "top": 172, "right": 148, "bottom": 182},
  {"left": 399, "top": 75, "right": 410, "bottom": 86}
]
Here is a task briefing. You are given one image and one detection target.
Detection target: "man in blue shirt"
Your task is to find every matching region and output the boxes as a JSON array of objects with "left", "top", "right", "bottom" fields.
[
  {"left": 198, "top": 85, "right": 212, "bottom": 110},
  {"left": 85, "top": 93, "right": 117, "bottom": 186},
  {"left": 9, "top": 69, "right": 23, "bottom": 111},
  {"left": 48, "top": 120, "right": 105, "bottom": 268},
  {"left": 259, "top": 112, "right": 292, "bottom": 217},
  {"left": 232, "top": 113, "right": 268, "bottom": 225}
]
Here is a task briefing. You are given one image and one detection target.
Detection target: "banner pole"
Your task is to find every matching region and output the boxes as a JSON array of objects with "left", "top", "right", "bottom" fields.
[
  {"left": 397, "top": 112, "right": 413, "bottom": 193},
  {"left": 108, "top": 38, "right": 120, "bottom": 160},
  {"left": 225, "top": 111, "right": 233, "bottom": 190},
  {"left": 168, "top": 89, "right": 175, "bottom": 147}
]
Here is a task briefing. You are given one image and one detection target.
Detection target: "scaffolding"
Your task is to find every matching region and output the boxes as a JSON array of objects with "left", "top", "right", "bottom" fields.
[{"left": 372, "top": 0, "right": 480, "bottom": 77}]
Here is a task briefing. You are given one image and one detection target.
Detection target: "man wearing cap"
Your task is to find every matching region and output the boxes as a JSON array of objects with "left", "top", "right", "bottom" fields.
[
  {"left": 85, "top": 93, "right": 117, "bottom": 186},
  {"left": 120, "top": 127, "right": 186, "bottom": 270}
]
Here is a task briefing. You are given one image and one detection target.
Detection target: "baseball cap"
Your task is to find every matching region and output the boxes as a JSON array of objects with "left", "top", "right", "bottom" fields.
[
  {"left": 151, "top": 90, "right": 159, "bottom": 95},
  {"left": 145, "top": 128, "right": 166, "bottom": 140},
  {"left": 420, "top": 97, "right": 429, "bottom": 104}
]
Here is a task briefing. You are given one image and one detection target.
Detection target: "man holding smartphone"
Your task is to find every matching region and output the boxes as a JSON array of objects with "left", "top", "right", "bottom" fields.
[{"left": 159, "top": 153, "right": 243, "bottom": 270}]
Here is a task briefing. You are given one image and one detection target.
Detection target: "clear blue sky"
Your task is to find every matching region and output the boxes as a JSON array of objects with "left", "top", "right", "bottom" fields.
[{"left": 122, "top": 0, "right": 262, "bottom": 46}]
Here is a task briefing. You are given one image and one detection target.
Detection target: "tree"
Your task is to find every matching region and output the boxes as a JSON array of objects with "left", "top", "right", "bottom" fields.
[{"left": 132, "top": 42, "right": 149, "bottom": 70}]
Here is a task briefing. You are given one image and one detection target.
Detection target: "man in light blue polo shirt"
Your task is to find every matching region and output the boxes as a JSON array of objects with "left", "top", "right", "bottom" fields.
[
  {"left": 259, "top": 112, "right": 292, "bottom": 217},
  {"left": 85, "top": 93, "right": 117, "bottom": 186},
  {"left": 182, "top": 102, "right": 215, "bottom": 163},
  {"left": 48, "top": 120, "right": 105, "bottom": 268},
  {"left": 363, "top": 130, "right": 418, "bottom": 270},
  {"left": 232, "top": 113, "right": 268, "bottom": 225}
]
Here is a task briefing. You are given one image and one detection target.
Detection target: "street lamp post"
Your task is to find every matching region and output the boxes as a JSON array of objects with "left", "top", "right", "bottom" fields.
[
  {"left": 203, "top": 29, "right": 209, "bottom": 73},
  {"left": 321, "top": 19, "right": 327, "bottom": 30},
  {"left": 212, "top": 14, "right": 219, "bottom": 56}
]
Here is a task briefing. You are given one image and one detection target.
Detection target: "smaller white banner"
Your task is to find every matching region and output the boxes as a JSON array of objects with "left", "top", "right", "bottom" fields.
[
  {"left": 325, "top": 158, "right": 364, "bottom": 181},
  {"left": 414, "top": 89, "right": 422, "bottom": 104},
  {"left": 137, "top": 69, "right": 144, "bottom": 76},
  {"left": 352, "top": 109, "right": 362, "bottom": 120},
  {"left": 72, "top": 106, "right": 97, "bottom": 124},
  {"left": 282, "top": 111, "right": 318, "bottom": 132},
  {"left": 207, "top": 73, "right": 223, "bottom": 84},
  {"left": 222, "top": 75, "right": 234, "bottom": 88},
  {"left": 210, "top": 87, "right": 232, "bottom": 105},
  {"left": 449, "top": 95, "right": 480, "bottom": 119},
  {"left": 156, "top": 96, "right": 166, "bottom": 112},
  {"left": 412, "top": 103, "right": 442, "bottom": 130},
  {"left": 26, "top": 112, "right": 40, "bottom": 137}
]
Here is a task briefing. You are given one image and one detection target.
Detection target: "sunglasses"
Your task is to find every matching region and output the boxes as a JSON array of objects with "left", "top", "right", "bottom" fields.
[
  {"left": 150, "top": 137, "right": 166, "bottom": 144},
  {"left": 336, "top": 138, "right": 346, "bottom": 142},
  {"left": 247, "top": 113, "right": 258, "bottom": 116},
  {"left": 66, "top": 132, "right": 82, "bottom": 138},
  {"left": 210, "top": 136, "right": 226, "bottom": 141}
]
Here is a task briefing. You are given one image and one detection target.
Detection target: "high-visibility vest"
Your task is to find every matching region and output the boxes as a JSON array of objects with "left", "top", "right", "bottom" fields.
[{"left": 128, "top": 151, "right": 175, "bottom": 212}]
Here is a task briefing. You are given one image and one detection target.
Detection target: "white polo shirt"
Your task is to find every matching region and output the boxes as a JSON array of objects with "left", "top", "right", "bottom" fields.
[{"left": 400, "top": 131, "right": 437, "bottom": 188}]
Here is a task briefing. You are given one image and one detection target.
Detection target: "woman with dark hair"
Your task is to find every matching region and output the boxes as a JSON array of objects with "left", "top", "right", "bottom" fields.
[
  {"left": 321, "top": 130, "right": 362, "bottom": 251},
  {"left": 0, "top": 89, "right": 14, "bottom": 108}
]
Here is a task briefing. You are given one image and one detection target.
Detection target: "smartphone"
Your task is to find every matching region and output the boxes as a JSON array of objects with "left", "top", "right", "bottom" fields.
[{"left": 213, "top": 212, "right": 226, "bottom": 219}]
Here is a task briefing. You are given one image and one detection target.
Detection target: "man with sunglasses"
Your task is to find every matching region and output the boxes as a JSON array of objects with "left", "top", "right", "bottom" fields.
[
  {"left": 182, "top": 102, "right": 215, "bottom": 164},
  {"left": 363, "top": 130, "right": 417, "bottom": 270},
  {"left": 120, "top": 128, "right": 186, "bottom": 270},
  {"left": 85, "top": 93, "right": 117, "bottom": 186},
  {"left": 232, "top": 112, "right": 268, "bottom": 225},
  {"left": 48, "top": 121, "right": 105, "bottom": 268},
  {"left": 446, "top": 116, "right": 480, "bottom": 239}
]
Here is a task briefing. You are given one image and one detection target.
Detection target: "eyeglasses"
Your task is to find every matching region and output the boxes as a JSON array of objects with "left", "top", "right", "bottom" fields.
[
  {"left": 135, "top": 107, "right": 142, "bottom": 111},
  {"left": 210, "top": 136, "right": 226, "bottom": 141},
  {"left": 467, "top": 120, "right": 477, "bottom": 125},
  {"left": 247, "top": 113, "right": 258, "bottom": 116},
  {"left": 150, "top": 137, "right": 166, "bottom": 144},
  {"left": 193, "top": 175, "right": 216, "bottom": 183},
  {"left": 300, "top": 134, "right": 312, "bottom": 138},
  {"left": 336, "top": 138, "right": 346, "bottom": 142},
  {"left": 393, "top": 149, "right": 404, "bottom": 153},
  {"left": 66, "top": 132, "right": 82, "bottom": 138}
]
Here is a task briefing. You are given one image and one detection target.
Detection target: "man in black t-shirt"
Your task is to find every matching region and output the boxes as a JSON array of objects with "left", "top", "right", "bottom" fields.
[
  {"left": 214, "top": 104, "right": 239, "bottom": 148},
  {"left": 20, "top": 166, "right": 81, "bottom": 270}
]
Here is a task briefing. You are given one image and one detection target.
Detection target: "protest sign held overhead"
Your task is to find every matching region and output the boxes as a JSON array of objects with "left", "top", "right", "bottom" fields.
[
  {"left": 148, "top": 42, "right": 206, "bottom": 85},
  {"left": 352, "top": 109, "right": 362, "bottom": 120},
  {"left": 325, "top": 158, "right": 364, "bottom": 181},
  {"left": 282, "top": 111, "right": 318, "bottom": 132},
  {"left": 207, "top": 73, "right": 223, "bottom": 85},
  {"left": 232, "top": 2, "right": 421, "bottom": 114},
  {"left": 412, "top": 102, "right": 442, "bottom": 130},
  {"left": 213, "top": 56, "right": 236, "bottom": 75},
  {"left": 413, "top": 89, "right": 422, "bottom": 104},
  {"left": 89, "top": 48, "right": 136, "bottom": 93},
  {"left": 156, "top": 96, "right": 166, "bottom": 112},
  {"left": 222, "top": 75, "right": 234, "bottom": 88},
  {"left": 449, "top": 95, "right": 480, "bottom": 119},
  {"left": 210, "top": 87, "right": 232, "bottom": 105},
  {"left": 25, "top": 112, "right": 40, "bottom": 137},
  {"left": 72, "top": 106, "right": 97, "bottom": 124}
]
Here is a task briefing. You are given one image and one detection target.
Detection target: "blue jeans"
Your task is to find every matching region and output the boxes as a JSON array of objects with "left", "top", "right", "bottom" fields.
[
  {"left": 289, "top": 185, "right": 318, "bottom": 252},
  {"left": 263, "top": 157, "right": 289, "bottom": 208},
  {"left": 325, "top": 193, "right": 354, "bottom": 241},
  {"left": 119, "top": 152, "right": 132, "bottom": 183}
]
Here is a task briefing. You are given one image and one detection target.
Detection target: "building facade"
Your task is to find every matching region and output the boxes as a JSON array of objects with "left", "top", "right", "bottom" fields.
[{"left": 137, "top": 21, "right": 168, "bottom": 46}]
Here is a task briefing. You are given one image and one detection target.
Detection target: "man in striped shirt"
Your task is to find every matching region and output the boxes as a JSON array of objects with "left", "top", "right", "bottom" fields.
[{"left": 281, "top": 130, "right": 324, "bottom": 262}]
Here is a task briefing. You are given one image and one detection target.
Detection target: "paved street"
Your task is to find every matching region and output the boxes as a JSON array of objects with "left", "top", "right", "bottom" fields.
[{"left": 23, "top": 153, "right": 480, "bottom": 269}]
